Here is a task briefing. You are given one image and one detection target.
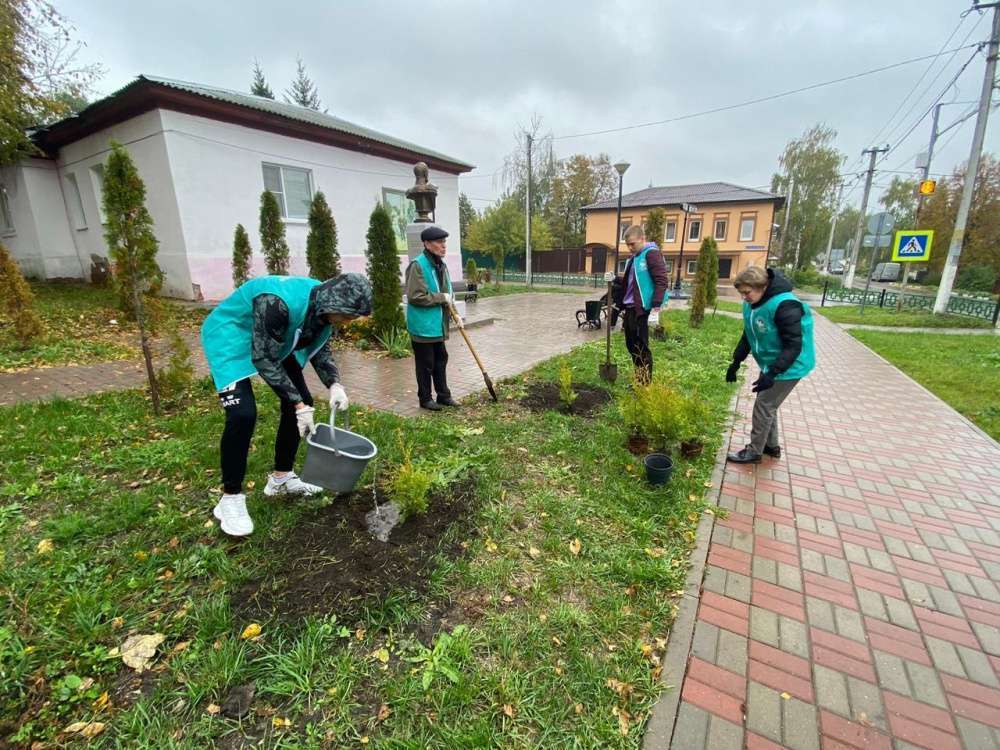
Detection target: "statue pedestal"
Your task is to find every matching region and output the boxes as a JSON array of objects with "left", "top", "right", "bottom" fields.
[{"left": 405, "top": 223, "right": 428, "bottom": 261}]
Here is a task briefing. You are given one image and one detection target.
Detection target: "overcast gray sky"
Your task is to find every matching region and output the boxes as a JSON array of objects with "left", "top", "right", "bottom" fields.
[{"left": 59, "top": 0, "right": 998, "bottom": 212}]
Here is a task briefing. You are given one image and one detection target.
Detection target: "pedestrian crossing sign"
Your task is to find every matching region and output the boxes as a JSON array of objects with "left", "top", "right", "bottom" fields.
[{"left": 891, "top": 230, "right": 933, "bottom": 262}]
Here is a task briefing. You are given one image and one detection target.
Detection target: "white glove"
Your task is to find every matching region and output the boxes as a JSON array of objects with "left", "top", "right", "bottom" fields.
[
  {"left": 329, "top": 383, "right": 349, "bottom": 412},
  {"left": 295, "top": 405, "right": 316, "bottom": 437}
]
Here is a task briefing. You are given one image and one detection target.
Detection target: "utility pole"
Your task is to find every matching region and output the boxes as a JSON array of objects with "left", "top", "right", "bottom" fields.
[
  {"left": 843, "top": 146, "right": 888, "bottom": 289},
  {"left": 935, "top": 2, "right": 1000, "bottom": 315},
  {"left": 822, "top": 181, "right": 845, "bottom": 272},
  {"left": 915, "top": 104, "right": 942, "bottom": 222},
  {"left": 525, "top": 133, "right": 533, "bottom": 286},
  {"left": 778, "top": 175, "right": 795, "bottom": 265}
]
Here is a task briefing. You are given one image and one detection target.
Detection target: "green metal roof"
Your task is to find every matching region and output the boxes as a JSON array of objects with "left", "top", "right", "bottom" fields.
[{"left": 105, "top": 74, "right": 474, "bottom": 170}]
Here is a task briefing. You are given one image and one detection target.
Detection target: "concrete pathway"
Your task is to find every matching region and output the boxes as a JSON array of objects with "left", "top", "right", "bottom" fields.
[
  {"left": 836, "top": 323, "right": 1000, "bottom": 336},
  {"left": 646, "top": 314, "right": 1000, "bottom": 750},
  {"left": 0, "top": 293, "right": 604, "bottom": 413}
]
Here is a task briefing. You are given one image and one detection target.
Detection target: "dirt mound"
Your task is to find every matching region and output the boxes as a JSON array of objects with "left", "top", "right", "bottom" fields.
[
  {"left": 232, "top": 482, "right": 476, "bottom": 623},
  {"left": 520, "top": 382, "right": 612, "bottom": 417}
]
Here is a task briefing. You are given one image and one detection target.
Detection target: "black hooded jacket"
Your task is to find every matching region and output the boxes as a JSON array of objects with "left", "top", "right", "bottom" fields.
[
  {"left": 732, "top": 269, "right": 804, "bottom": 377},
  {"left": 250, "top": 273, "right": 372, "bottom": 403}
]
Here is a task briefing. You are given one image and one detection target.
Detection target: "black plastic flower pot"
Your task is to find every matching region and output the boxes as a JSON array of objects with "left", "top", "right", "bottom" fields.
[{"left": 644, "top": 453, "right": 673, "bottom": 485}]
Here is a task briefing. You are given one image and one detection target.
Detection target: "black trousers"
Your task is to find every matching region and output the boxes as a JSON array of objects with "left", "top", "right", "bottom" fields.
[
  {"left": 411, "top": 340, "right": 451, "bottom": 405},
  {"left": 623, "top": 308, "right": 652, "bottom": 384},
  {"left": 218, "top": 355, "right": 313, "bottom": 494}
]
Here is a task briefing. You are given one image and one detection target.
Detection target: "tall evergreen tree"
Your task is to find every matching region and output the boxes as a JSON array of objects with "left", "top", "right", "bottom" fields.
[
  {"left": 703, "top": 235, "right": 719, "bottom": 306},
  {"left": 0, "top": 240, "right": 43, "bottom": 343},
  {"left": 259, "top": 190, "right": 290, "bottom": 275},
  {"left": 102, "top": 141, "right": 163, "bottom": 413},
  {"left": 365, "top": 203, "right": 405, "bottom": 336},
  {"left": 689, "top": 237, "right": 718, "bottom": 328},
  {"left": 644, "top": 207, "right": 667, "bottom": 247},
  {"left": 283, "top": 57, "right": 322, "bottom": 110},
  {"left": 232, "top": 223, "right": 253, "bottom": 287},
  {"left": 250, "top": 59, "right": 274, "bottom": 99},
  {"left": 306, "top": 190, "right": 340, "bottom": 279},
  {"left": 459, "top": 192, "right": 476, "bottom": 245}
]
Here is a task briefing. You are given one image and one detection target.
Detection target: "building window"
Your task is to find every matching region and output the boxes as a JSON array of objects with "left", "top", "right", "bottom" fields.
[
  {"left": 65, "top": 174, "right": 87, "bottom": 229},
  {"left": 664, "top": 258, "right": 674, "bottom": 274},
  {"left": 718, "top": 257, "right": 733, "bottom": 279},
  {"left": 740, "top": 216, "right": 756, "bottom": 241},
  {"left": 665, "top": 220, "right": 677, "bottom": 242},
  {"left": 617, "top": 258, "right": 628, "bottom": 273},
  {"left": 0, "top": 185, "right": 14, "bottom": 235},
  {"left": 714, "top": 217, "right": 728, "bottom": 240},
  {"left": 688, "top": 219, "right": 702, "bottom": 242},
  {"left": 90, "top": 164, "right": 106, "bottom": 224},
  {"left": 619, "top": 219, "right": 632, "bottom": 241},
  {"left": 263, "top": 163, "right": 313, "bottom": 220},
  {"left": 687, "top": 259, "right": 698, "bottom": 275}
]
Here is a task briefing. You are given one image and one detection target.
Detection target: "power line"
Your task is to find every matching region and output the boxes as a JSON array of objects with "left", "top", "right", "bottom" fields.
[{"left": 549, "top": 44, "right": 980, "bottom": 142}]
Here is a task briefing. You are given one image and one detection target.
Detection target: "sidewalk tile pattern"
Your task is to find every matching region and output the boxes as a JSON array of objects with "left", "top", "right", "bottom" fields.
[{"left": 667, "top": 315, "right": 1000, "bottom": 750}]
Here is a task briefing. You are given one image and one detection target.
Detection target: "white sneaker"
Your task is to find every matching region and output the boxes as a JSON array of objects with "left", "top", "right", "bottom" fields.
[
  {"left": 264, "top": 472, "right": 323, "bottom": 497},
  {"left": 213, "top": 494, "right": 254, "bottom": 537}
]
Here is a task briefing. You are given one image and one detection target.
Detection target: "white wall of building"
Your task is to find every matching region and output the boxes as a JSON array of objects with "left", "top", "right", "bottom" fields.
[
  {"left": 54, "top": 110, "right": 194, "bottom": 298},
  {"left": 159, "top": 109, "right": 464, "bottom": 300},
  {"left": 2, "top": 158, "right": 80, "bottom": 279}
]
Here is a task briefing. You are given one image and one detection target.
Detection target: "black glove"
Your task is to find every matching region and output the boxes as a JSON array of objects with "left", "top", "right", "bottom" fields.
[
  {"left": 752, "top": 372, "right": 775, "bottom": 393},
  {"left": 725, "top": 362, "right": 740, "bottom": 382}
]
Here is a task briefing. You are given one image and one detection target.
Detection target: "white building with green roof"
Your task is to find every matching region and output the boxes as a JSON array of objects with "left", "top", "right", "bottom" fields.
[{"left": 1, "top": 75, "right": 473, "bottom": 300}]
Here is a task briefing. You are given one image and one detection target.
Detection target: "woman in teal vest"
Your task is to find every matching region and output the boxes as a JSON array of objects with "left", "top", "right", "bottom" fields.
[
  {"left": 405, "top": 225, "right": 457, "bottom": 411},
  {"left": 725, "top": 266, "right": 815, "bottom": 464},
  {"left": 200, "top": 273, "right": 372, "bottom": 536}
]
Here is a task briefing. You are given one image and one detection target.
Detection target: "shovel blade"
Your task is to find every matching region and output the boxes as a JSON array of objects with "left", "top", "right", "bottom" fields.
[{"left": 599, "top": 363, "right": 618, "bottom": 383}]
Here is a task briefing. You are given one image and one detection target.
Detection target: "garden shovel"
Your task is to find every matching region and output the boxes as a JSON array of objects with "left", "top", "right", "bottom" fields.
[{"left": 448, "top": 305, "right": 498, "bottom": 401}]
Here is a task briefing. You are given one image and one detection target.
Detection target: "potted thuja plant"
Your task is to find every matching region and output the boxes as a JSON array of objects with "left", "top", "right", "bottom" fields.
[
  {"left": 679, "top": 393, "right": 711, "bottom": 459},
  {"left": 621, "top": 381, "right": 688, "bottom": 485}
]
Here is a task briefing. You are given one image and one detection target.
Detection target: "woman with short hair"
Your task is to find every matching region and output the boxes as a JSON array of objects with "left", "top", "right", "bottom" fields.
[{"left": 725, "top": 266, "right": 815, "bottom": 464}]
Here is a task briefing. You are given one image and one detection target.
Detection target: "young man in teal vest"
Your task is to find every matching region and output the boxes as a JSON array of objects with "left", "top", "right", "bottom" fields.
[
  {"left": 620, "top": 225, "right": 670, "bottom": 383},
  {"left": 200, "top": 273, "right": 372, "bottom": 536},
  {"left": 725, "top": 266, "right": 815, "bottom": 464},
  {"left": 405, "top": 225, "right": 458, "bottom": 412}
]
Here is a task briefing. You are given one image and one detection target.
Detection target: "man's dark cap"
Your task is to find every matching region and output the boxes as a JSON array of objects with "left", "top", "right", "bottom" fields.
[{"left": 420, "top": 225, "right": 449, "bottom": 242}]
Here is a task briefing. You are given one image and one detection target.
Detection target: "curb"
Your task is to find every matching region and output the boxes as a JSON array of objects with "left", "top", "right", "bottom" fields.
[{"left": 642, "top": 387, "right": 742, "bottom": 749}]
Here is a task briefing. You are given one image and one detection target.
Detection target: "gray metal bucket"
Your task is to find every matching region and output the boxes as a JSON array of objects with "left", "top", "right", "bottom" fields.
[{"left": 300, "top": 412, "right": 378, "bottom": 493}]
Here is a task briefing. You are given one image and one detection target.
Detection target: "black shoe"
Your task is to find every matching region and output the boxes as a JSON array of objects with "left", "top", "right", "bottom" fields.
[
  {"left": 727, "top": 447, "right": 762, "bottom": 464},
  {"left": 436, "top": 397, "right": 458, "bottom": 407},
  {"left": 763, "top": 445, "right": 781, "bottom": 459},
  {"left": 420, "top": 401, "right": 443, "bottom": 412}
]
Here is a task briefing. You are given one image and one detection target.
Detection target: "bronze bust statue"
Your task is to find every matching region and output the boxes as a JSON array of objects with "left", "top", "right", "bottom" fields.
[{"left": 405, "top": 162, "right": 438, "bottom": 223}]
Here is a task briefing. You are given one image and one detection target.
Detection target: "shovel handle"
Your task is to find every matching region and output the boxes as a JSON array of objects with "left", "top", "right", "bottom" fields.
[{"left": 448, "top": 306, "right": 487, "bottom": 372}]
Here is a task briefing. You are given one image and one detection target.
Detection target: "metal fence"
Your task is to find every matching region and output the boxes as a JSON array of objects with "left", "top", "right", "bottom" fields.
[
  {"left": 499, "top": 271, "right": 694, "bottom": 295},
  {"left": 823, "top": 283, "right": 1000, "bottom": 323}
]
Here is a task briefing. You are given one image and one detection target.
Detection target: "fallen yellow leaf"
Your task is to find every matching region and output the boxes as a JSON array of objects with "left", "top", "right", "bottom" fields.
[
  {"left": 780, "top": 691, "right": 791, "bottom": 700},
  {"left": 272, "top": 716, "right": 292, "bottom": 729},
  {"left": 502, "top": 703, "right": 516, "bottom": 718},
  {"left": 373, "top": 647, "right": 390, "bottom": 664},
  {"left": 376, "top": 703, "right": 391, "bottom": 723},
  {"left": 355, "top": 627, "right": 367, "bottom": 641},
  {"left": 575, "top": 703, "right": 583, "bottom": 714},
  {"left": 120, "top": 633, "right": 166, "bottom": 672},
  {"left": 485, "top": 538, "right": 498, "bottom": 553},
  {"left": 240, "top": 623, "right": 262, "bottom": 640},
  {"left": 569, "top": 538, "right": 582, "bottom": 556},
  {"left": 63, "top": 721, "right": 106, "bottom": 738},
  {"left": 206, "top": 703, "right": 221, "bottom": 715},
  {"left": 92, "top": 691, "right": 110, "bottom": 710},
  {"left": 528, "top": 546, "right": 541, "bottom": 559},
  {"left": 36, "top": 539, "right": 54, "bottom": 555},
  {"left": 645, "top": 547, "right": 665, "bottom": 558}
]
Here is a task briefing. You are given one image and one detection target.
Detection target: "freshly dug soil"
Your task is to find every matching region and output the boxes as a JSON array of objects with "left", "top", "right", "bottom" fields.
[
  {"left": 520, "top": 382, "right": 611, "bottom": 417},
  {"left": 626, "top": 433, "right": 650, "bottom": 455},
  {"left": 232, "top": 482, "right": 476, "bottom": 623}
]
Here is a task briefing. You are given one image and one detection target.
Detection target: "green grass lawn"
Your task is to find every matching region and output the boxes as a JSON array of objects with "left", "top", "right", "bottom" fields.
[
  {"left": 817, "top": 305, "right": 992, "bottom": 329},
  {"left": 1, "top": 283, "right": 207, "bottom": 372},
  {"left": 0, "top": 311, "right": 741, "bottom": 748},
  {"left": 851, "top": 330, "right": 1000, "bottom": 441}
]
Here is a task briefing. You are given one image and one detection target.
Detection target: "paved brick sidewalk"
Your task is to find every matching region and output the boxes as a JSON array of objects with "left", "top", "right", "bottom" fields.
[
  {"left": 652, "top": 314, "right": 1000, "bottom": 750},
  {"left": 0, "top": 293, "right": 604, "bottom": 413}
]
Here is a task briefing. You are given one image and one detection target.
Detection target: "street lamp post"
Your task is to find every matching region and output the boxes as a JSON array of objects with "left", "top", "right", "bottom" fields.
[
  {"left": 673, "top": 202, "right": 696, "bottom": 297},
  {"left": 612, "top": 161, "right": 630, "bottom": 274}
]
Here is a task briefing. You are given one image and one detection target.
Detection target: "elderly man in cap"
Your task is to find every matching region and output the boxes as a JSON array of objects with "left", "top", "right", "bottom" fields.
[{"left": 405, "top": 225, "right": 459, "bottom": 411}]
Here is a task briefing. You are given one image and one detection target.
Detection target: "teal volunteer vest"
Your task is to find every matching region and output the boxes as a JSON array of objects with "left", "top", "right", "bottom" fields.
[
  {"left": 742, "top": 291, "right": 815, "bottom": 380},
  {"left": 406, "top": 254, "right": 453, "bottom": 339},
  {"left": 201, "top": 276, "right": 332, "bottom": 391},
  {"left": 629, "top": 244, "right": 668, "bottom": 311}
]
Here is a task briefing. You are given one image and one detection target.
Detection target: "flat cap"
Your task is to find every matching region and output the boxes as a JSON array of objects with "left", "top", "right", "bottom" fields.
[{"left": 420, "top": 225, "right": 449, "bottom": 242}]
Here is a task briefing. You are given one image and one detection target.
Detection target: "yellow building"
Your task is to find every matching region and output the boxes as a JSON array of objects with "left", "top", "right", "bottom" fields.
[{"left": 582, "top": 182, "right": 785, "bottom": 282}]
